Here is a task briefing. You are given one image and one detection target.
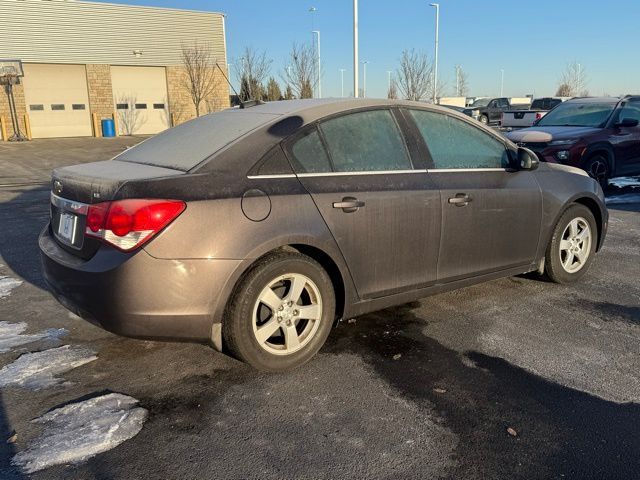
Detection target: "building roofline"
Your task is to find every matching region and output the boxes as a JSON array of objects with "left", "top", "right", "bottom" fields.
[{"left": 72, "top": 0, "right": 225, "bottom": 17}]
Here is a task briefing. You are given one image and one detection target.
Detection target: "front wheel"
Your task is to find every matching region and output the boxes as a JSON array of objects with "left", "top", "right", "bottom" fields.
[
  {"left": 584, "top": 154, "right": 610, "bottom": 188},
  {"left": 223, "top": 252, "right": 335, "bottom": 371},
  {"left": 544, "top": 204, "right": 597, "bottom": 284},
  {"left": 479, "top": 114, "right": 489, "bottom": 125}
]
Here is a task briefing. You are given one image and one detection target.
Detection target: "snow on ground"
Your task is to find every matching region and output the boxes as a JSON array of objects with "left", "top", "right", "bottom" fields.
[
  {"left": 605, "top": 194, "right": 640, "bottom": 205},
  {"left": 0, "top": 321, "right": 66, "bottom": 353},
  {"left": 0, "top": 345, "right": 97, "bottom": 390},
  {"left": 609, "top": 176, "right": 640, "bottom": 189},
  {"left": 0, "top": 275, "right": 23, "bottom": 299},
  {"left": 12, "top": 393, "right": 148, "bottom": 474}
]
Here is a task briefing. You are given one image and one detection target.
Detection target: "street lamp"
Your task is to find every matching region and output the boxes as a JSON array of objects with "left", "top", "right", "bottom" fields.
[
  {"left": 353, "top": 0, "right": 359, "bottom": 98},
  {"left": 339, "top": 68, "right": 346, "bottom": 97},
  {"left": 362, "top": 60, "right": 369, "bottom": 98},
  {"left": 500, "top": 69, "right": 504, "bottom": 96},
  {"left": 312, "top": 30, "right": 321, "bottom": 98},
  {"left": 429, "top": 3, "right": 439, "bottom": 103},
  {"left": 386, "top": 70, "right": 392, "bottom": 92}
]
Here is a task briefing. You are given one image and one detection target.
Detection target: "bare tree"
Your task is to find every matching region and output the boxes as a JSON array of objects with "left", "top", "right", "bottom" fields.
[
  {"left": 396, "top": 49, "right": 433, "bottom": 101},
  {"left": 235, "top": 47, "right": 272, "bottom": 101},
  {"left": 555, "top": 83, "right": 573, "bottom": 97},
  {"left": 387, "top": 80, "right": 398, "bottom": 100},
  {"left": 454, "top": 66, "right": 469, "bottom": 97},
  {"left": 116, "top": 94, "right": 145, "bottom": 135},
  {"left": 181, "top": 41, "right": 220, "bottom": 117},
  {"left": 558, "top": 61, "right": 588, "bottom": 97},
  {"left": 282, "top": 43, "right": 317, "bottom": 99}
]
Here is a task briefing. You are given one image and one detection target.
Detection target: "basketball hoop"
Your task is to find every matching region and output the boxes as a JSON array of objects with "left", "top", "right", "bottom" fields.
[{"left": 0, "top": 59, "right": 28, "bottom": 141}]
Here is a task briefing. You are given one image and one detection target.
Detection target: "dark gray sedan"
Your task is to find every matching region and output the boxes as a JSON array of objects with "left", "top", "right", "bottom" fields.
[{"left": 40, "top": 99, "right": 608, "bottom": 371}]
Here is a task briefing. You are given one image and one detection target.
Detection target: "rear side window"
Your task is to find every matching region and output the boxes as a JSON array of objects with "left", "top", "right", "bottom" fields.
[
  {"left": 319, "top": 110, "right": 412, "bottom": 172},
  {"left": 291, "top": 128, "right": 332, "bottom": 173},
  {"left": 409, "top": 109, "right": 509, "bottom": 169}
]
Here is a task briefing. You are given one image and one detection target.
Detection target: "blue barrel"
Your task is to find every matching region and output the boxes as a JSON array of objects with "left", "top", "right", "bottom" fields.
[{"left": 101, "top": 119, "right": 116, "bottom": 138}]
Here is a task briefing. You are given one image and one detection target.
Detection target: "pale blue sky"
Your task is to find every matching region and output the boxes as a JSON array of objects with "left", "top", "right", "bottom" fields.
[{"left": 96, "top": 0, "right": 639, "bottom": 99}]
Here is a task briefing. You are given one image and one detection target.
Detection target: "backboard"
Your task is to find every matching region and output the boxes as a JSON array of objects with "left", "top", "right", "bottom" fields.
[{"left": 0, "top": 59, "right": 24, "bottom": 78}]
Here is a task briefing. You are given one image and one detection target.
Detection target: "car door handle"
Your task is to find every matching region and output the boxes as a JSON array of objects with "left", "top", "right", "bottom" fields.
[
  {"left": 448, "top": 193, "right": 471, "bottom": 206},
  {"left": 333, "top": 197, "right": 365, "bottom": 213}
]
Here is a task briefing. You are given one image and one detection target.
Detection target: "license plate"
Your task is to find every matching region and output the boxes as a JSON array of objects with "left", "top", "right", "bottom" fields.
[{"left": 57, "top": 212, "right": 77, "bottom": 244}]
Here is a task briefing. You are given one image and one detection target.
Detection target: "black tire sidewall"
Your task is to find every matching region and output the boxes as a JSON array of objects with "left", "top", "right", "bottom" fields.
[
  {"left": 223, "top": 252, "right": 335, "bottom": 371},
  {"left": 545, "top": 204, "right": 598, "bottom": 284},
  {"left": 584, "top": 154, "right": 610, "bottom": 188}
]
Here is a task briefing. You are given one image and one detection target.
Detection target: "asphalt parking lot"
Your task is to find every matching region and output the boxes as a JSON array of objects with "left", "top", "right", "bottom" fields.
[{"left": 0, "top": 138, "right": 639, "bottom": 479}]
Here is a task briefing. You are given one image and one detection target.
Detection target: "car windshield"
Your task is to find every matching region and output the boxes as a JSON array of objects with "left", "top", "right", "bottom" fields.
[
  {"left": 470, "top": 98, "right": 491, "bottom": 108},
  {"left": 536, "top": 102, "right": 615, "bottom": 127}
]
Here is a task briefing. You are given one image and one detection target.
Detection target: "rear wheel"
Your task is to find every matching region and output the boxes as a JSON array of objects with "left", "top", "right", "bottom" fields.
[
  {"left": 544, "top": 204, "right": 597, "bottom": 284},
  {"left": 223, "top": 252, "right": 335, "bottom": 371},
  {"left": 584, "top": 154, "right": 610, "bottom": 188}
]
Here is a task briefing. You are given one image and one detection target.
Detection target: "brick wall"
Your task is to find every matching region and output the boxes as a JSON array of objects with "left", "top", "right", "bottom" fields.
[
  {"left": 85, "top": 64, "right": 114, "bottom": 125},
  {"left": 0, "top": 81, "right": 27, "bottom": 139},
  {"left": 166, "top": 65, "right": 230, "bottom": 126}
]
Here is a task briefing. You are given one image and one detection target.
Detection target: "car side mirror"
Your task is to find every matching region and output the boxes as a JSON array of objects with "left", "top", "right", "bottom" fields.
[
  {"left": 614, "top": 118, "right": 639, "bottom": 128},
  {"left": 517, "top": 147, "right": 539, "bottom": 171}
]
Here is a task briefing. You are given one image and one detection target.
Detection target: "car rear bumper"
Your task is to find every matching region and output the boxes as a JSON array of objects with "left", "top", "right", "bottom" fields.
[{"left": 39, "top": 224, "right": 241, "bottom": 343}]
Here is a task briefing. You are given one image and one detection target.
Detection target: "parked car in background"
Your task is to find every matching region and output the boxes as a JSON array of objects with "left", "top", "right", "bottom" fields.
[
  {"left": 440, "top": 103, "right": 480, "bottom": 120},
  {"left": 501, "top": 97, "right": 571, "bottom": 129},
  {"left": 40, "top": 98, "right": 608, "bottom": 371},
  {"left": 462, "top": 97, "right": 529, "bottom": 125},
  {"left": 507, "top": 96, "right": 640, "bottom": 186}
]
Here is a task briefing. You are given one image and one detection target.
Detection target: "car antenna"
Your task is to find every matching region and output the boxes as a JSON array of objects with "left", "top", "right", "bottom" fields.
[{"left": 215, "top": 62, "right": 264, "bottom": 109}]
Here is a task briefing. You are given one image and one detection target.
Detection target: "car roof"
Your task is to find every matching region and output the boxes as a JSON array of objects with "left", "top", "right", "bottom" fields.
[{"left": 564, "top": 97, "right": 621, "bottom": 104}]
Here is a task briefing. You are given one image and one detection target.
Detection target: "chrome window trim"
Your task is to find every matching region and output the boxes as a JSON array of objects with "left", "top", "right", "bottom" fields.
[
  {"left": 298, "top": 169, "right": 422, "bottom": 177},
  {"left": 50, "top": 192, "right": 89, "bottom": 215},
  {"left": 426, "top": 168, "right": 507, "bottom": 173},
  {"left": 247, "top": 174, "right": 297, "bottom": 180}
]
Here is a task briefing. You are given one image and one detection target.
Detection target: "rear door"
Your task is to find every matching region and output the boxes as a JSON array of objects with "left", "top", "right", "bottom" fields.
[
  {"left": 405, "top": 108, "right": 542, "bottom": 282},
  {"left": 286, "top": 108, "right": 441, "bottom": 299},
  {"left": 609, "top": 100, "right": 640, "bottom": 175}
]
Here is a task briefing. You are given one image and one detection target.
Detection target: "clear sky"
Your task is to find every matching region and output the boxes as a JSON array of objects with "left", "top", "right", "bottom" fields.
[{"left": 95, "top": 0, "right": 639, "bottom": 99}]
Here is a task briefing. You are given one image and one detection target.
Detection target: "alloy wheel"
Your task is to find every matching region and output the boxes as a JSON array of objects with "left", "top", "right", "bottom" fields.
[
  {"left": 252, "top": 273, "right": 323, "bottom": 355},
  {"left": 559, "top": 217, "right": 592, "bottom": 274}
]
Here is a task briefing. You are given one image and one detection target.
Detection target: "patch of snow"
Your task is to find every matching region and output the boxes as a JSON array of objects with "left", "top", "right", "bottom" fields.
[
  {"left": 609, "top": 176, "right": 640, "bottom": 188},
  {"left": 12, "top": 393, "right": 147, "bottom": 473},
  {"left": 0, "top": 276, "right": 23, "bottom": 299},
  {"left": 0, "top": 322, "right": 67, "bottom": 353},
  {"left": 605, "top": 194, "right": 640, "bottom": 205},
  {"left": 0, "top": 345, "right": 97, "bottom": 390}
]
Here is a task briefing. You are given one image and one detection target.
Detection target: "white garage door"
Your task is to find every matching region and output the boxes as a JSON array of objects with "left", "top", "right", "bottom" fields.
[
  {"left": 111, "top": 66, "right": 170, "bottom": 135},
  {"left": 22, "top": 64, "right": 92, "bottom": 138}
]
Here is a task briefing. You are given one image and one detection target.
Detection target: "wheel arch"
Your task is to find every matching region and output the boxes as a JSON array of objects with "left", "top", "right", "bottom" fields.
[
  {"left": 210, "top": 238, "right": 353, "bottom": 350},
  {"left": 583, "top": 143, "right": 616, "bottom": 175}
]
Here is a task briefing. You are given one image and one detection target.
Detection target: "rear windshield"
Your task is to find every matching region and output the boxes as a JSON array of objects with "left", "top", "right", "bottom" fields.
[
  {"left": 115, "top": 109, "right": 279, "bottom": 171},
  {"left": 536, "top": 102, "right": 615, "bottom": 128}
]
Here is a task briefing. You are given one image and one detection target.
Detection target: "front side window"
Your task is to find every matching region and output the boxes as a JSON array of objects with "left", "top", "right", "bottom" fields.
[
  {"left": 409, "top": 109, "right": 509, "bottom": 169},
  {"left": 613, "top": 102, "right": 640, "bottom": 123},
  {"left": 319, "top": 110, "right": 412, "bottom": 172},
  {"left": 290, "top": 128, "right": 332, "bottom": 173}
]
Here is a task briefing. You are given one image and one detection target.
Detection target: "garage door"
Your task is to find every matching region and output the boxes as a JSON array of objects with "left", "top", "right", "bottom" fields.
[
  {"left": 22, "top": 64, "right": 92, "bottom": 138},
  {"left": 111, "top": 66, "right": 170, "bottom": 135}
]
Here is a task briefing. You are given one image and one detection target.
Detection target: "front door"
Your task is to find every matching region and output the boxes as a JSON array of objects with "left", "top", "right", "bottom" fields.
[
  {"left": 286, "top": 109, "right": 441, "bottom": 299},
  {"left": 610, "top": 99, "right": 640, "bottom": 175},
  {"left": 405, "top": 108, "right": 542, "bottom": 282}
]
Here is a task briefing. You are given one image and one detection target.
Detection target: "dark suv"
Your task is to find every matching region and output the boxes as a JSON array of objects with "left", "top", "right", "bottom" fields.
[{"left": 507, "top": 96, "right": 640, "bottom": 185}]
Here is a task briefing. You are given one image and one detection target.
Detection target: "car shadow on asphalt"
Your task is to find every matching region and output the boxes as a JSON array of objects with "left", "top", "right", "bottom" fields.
[
  {"left": 0, "top": 392, "right": 27, "bottom": 479},
  {"left": 0, "top": 186, "right": 50, "bottom": 290},
  {"left": 326, "top": 302, "right": 640, "bottom": 480}
]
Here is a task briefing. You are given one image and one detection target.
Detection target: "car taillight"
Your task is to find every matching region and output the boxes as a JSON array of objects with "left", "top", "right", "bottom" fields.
[
  {"left": 535, "top": 112, "right": 543, "bottom": 120},
  {"left": 85, "top": 199, "right": 185, "bottom": 252}
]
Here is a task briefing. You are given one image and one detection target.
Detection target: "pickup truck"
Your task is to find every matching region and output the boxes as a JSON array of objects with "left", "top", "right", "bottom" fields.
[
  {"left": 461, "top": 97, "right": 529, "bottom": 126},
  {"left": 501, "top": 97, "right": 570, "bottom": 129}
]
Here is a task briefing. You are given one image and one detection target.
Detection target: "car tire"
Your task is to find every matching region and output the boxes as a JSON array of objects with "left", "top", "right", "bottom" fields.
[
  {"left": 544, "top": 204, "right": 598, "bottom": 284},
  {"left": 479, "top": 115, "right": 489, "bottom": 125},
  {"left": 584, "top": 154, "right": 610, "bottom": 188},
  {"left": 223, "top": 251, "right": 335, "bottom": 371}
]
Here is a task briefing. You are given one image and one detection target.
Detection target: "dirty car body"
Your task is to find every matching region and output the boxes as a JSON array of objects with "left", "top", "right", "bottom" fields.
[{"left": 40, "top": 99, "right": 608, "bottom": 369}]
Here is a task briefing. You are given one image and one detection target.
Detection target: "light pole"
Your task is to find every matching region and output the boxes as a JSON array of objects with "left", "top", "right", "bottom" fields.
[
  {"left": 353, "top": 0, "right": 359, "bottom": 97},
  {"left": 429, "top": 3, "right": 439, "bottom": 103},
  {"left": 339, "top": 68, "right": 346, "bottom": 97},
  {"left": 500, "top": 69, "right": 504, "bottom": 96},
  {"left": 362, "top": 61, "right": 369, "bottom": 98},
  {"left": 312, "top": 30, "right": 321, "bottom": 98},
  {"left": 455, "top": 65, "right": 460, "bottom": 96},
  {"left": 386, "top": 70, "right": 392, "bottom": 92}
]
